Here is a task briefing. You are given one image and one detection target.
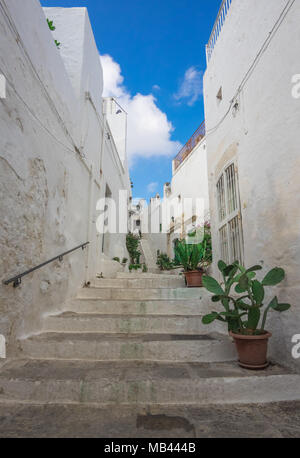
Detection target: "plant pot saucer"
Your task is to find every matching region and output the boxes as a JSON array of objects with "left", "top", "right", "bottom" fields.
[{"left": 238, "top": 360, "right": 269, "bottom": 370}]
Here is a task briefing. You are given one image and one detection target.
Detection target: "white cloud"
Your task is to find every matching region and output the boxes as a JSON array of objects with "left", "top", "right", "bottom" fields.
[
  {"left": 147, "top": 182, "right": 158, "bottom": 193},
  {"left": 100, "top": 54, "right": 181, "bottom": 163},
  {"left": 101, "top": 54, "right": 127, "bottom": 98},
  {"left": 174, "top": 66, "right": 203, "bottom": 106},
  {"left": 152, "top": 84, "right": 161, "bottom": 91}
]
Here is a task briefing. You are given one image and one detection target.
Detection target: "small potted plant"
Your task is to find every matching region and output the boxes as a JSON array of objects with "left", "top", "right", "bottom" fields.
[
  {"left": 174, "top": 240, "right": 207, "bottom": 287},
  {"left": 129, "top": 264, "right": 142, "bottom": 272},
  {"left": 156, "top": 253, "right": 174, "bottom": 271},
  {"left": 202, "top": 261, "right": 291, "bottom": 369}
]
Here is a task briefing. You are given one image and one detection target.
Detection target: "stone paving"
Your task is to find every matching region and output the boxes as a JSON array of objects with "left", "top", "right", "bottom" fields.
[
  {"left": 0, "top": 273, "right": 299, "bottom": 438},
  {"left": 0, "top": 401, "right": 299, "bottom": 438}
]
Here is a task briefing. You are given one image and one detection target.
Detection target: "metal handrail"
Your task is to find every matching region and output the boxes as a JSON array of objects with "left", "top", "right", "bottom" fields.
[{"left": 3, "top": 242, "right": 90, "bottom": 287}]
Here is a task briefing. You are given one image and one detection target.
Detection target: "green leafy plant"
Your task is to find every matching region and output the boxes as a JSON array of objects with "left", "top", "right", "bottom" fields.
[
  {"left": 47, "top": 18, "right": 61, "bottom": 48},
  {"left": 202, "top": 222, "right": 212, "bottom": 266},
  {"left": 122, "top": 257, "right": 128, "bottom": 265},
  {"left": 142, "top": 264, "right": 148, "bottom": 273},
  {"left": 126, "top": 233, "right": 141, "bottom": 265},
  {"left": 174, "top": 239, "right": 207, "bottom": 272},
  {"left": 202, "top": 260, "right": 291, "bottom": 335},
  {"left": 157, "top": 253, "right": 174, "bottom": 271},
  {"left": 129, "top": 264, "right": 142, "bottom": 271},
  {"left": 112, "top": 257, "right": 120, "bottom": 263},
  {"left": 47, "top": 19, "right": 56, "bottom": 31}
]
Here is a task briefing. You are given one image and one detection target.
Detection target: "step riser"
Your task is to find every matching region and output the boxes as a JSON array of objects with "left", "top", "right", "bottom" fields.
[
  {"left": 78, "top": 288, "right": 204, "bottom": 301},
  {"left": 116, "top": 272, "right": 182, "bottom": 279},
  {"left": 94, "top": 278, "right": 185, "bottom": 288},
  {"left": 1, "top": 375, "right": 299, "bottom": 405},
  {"left": 19, "top": 339, "right": 235, "bottom": 362},
  {"left": 65, "top": 299, "right": 217, "bottom": 316},
  {"left": 43, "top": 316, "right": 216, "bottom": 335}
]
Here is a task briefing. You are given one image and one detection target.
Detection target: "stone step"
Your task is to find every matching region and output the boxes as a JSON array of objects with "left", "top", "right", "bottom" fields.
[
  {"left": 0, "top": 400, "right": 299, "bottom": 438},
  {"left": 78, "top": 287, "right": 204, "bottom": 301},
  {"left": 116, "top": 272, "right": 182, "bottom": 279},
  {"left": 42, "top": 312, "right": 217, "bottom": 335},
  {"left": 19, "top": 332, "right": 236, "bottom": 362},
  {"left": 140, "top": 238, "right": 157, "bottom": 270},
  {"left": 0, "top": 359, "right": 298, "bottom": 406},
  {"left": 64, "top": 298, "right": 217, "bottom": 316},
  {"left": 94, "top": 277, "right": 185, "bottom": 289}
]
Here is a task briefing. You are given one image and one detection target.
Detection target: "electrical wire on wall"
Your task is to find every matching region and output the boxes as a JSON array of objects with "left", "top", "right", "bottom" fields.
[
  {"left": 0, "top": 0, "right": 82, "bottom": 156},
  {"left": 0, "top": 67, "right": 82, "bottom": 158},
  {"left": 206, "top": 0, "right": 296, "bottom": 136}
]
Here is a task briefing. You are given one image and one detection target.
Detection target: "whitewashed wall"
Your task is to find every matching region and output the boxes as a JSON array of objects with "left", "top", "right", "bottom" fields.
[
  {"left": 165, "top": 139, "right": 209, "bottom": 257},
  {"left": 170, "top": 139, "right": 209, "bottom": 219},
  {"left": 203, "top": 0, "right": 300, "bottom": 369},
  {"left": 147, "top": 197, "right": 168, "bottom": 258},
  {"left": 0, "top": 1, "right": 130, "bottom": 354}
]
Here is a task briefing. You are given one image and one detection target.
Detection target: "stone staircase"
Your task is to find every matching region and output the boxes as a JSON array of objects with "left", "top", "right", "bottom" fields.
[
  {"left": 139, "top": 236, "right": 158, "bottom": 272},
  {"left": 0, "top": 272, "right": 299, "bottom": 436}
]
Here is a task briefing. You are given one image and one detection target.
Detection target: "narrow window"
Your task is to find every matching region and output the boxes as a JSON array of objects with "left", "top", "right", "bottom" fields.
[
  {"left": 216, "top": 87, "right": 223, "bottom": 103},
  {"left": 216, "top": 174, "right": 226, "bottom": 222},
  {"left": 216, "top": 163, "right": 243, "bottom": 264},
  {"left": 219, "top": 224, "right": 229, "bottom": 264}
]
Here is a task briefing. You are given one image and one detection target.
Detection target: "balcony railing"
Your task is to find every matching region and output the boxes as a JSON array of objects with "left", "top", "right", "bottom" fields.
[
  {"left": 173, "top": 121, "right": 205, "bottom": 171},
  {"left": 206, "top": 0, "right": 233, "bottom": 63}
]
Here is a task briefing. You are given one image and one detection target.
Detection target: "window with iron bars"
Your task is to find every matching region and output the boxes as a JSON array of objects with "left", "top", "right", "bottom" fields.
[{"left": 216, "top": 163, "right": 243, "bottom": 264}]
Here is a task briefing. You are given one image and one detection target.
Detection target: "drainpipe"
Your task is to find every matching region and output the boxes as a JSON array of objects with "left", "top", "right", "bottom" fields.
[
  {"left": 100, "top": 99, "right": 107, "bottom": 179},
  {"left": 85, "top": 164, "right": 94, "bottom": 284}
]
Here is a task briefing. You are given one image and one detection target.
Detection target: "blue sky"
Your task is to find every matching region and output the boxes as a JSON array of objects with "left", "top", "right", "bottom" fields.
[{"left": 41, "top": 0, "right": 221, "bottom": 200}]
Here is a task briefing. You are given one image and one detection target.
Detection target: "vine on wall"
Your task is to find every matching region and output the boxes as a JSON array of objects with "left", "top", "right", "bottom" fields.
[{"left": 47, "top": 19, "right": 61, "bottom": 49}]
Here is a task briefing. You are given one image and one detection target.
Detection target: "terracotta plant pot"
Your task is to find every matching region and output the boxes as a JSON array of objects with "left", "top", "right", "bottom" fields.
[
  {"left": 230, "top": 331, "right": 272, "bottom": 370},
  {"left": 184, "top": 270, "right": 203, "bottom": 287}
]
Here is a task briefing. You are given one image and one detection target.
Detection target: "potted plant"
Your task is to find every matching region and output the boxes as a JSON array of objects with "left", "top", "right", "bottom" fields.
[
  {"left": 202, "top": 260, "right": 291, "bottom": 369},
  {"left": 129, "top": 264, "right": 142, "bottom": 273},
  {"left": 156, "top": 253, "right": 174, "bottom": 271},
  {"left": 121, "top": 257, "right": 128, "bottom": 267},
  {"left": 174, "top": 240, "right": 207, "bottom": 287}
]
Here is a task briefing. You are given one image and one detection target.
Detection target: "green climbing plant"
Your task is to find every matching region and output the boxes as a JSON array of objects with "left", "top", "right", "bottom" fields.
[
  {"left": 47, "top": 18, "right": 61, "bottom": 49},
  {"left": 126, "top": 233, "right": 141, "bottom": 265}
]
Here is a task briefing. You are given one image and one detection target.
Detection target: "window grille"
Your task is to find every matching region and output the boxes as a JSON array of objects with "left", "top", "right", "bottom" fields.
[{"left": 216, "top": 163, "right": 243, "bottom": 264}]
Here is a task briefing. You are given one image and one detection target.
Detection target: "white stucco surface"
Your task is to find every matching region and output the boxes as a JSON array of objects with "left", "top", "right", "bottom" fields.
[
  {"left": 0, "top": 1, "right": 130, "bottom": 354},
  {"left": 169, "top": 139, "right": 209, "bottom": 220},
  {"left": 165, "top": 139, "right": 209, "bottom": 256},
  {"left": 203, "top": 0, "right": 300, "bottom": 370}
]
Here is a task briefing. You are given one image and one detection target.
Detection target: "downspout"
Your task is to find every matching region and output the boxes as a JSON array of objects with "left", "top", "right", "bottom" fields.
[{"left": 85, "top": 164, "right": 94, "bottom": 284}]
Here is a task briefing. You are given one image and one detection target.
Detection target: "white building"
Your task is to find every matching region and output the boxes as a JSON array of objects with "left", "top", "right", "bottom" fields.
[
  {"left": 164, "top": 122, "right": 209, "bottom": 258},
  {"left": 0, "top": 1, "right": 131, "bottom": 354},
  {"left": 140, "top": 122, "right": 209, "bottom": 260},
  {"left": 203, "top": 0, "right": 300, "bottom": 369},
  {"left": 129, "top": 198, "right": 144, "bottom": 235}
]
